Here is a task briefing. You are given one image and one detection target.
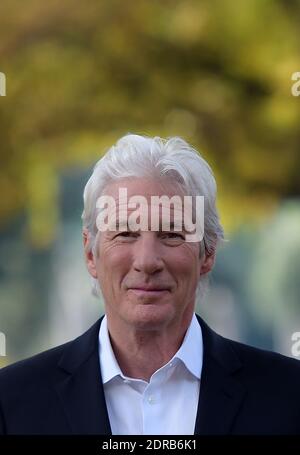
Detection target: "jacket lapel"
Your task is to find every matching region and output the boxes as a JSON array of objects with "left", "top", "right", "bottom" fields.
[
  {"left": 53, "top": 314, "right": 245, "bottom": 435},
  {"left": 54, "top": 317, "right": 112, "bottom": 435},
  {"left": 194, "top": 316, "right": 246, "bottom": 435}
]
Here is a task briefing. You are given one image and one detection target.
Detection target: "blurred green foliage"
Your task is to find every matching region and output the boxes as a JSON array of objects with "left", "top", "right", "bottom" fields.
[{"left": 0, "top": 0, "right": 299, "bottom": 248}]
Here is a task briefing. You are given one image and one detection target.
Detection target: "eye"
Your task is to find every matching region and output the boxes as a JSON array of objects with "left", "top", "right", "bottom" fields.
[
  {"left": 114, "top": 231, "right": 138, "bottom": 239},
  {"left": 161, "top": 232, "right": 185, "bottom": 240}
]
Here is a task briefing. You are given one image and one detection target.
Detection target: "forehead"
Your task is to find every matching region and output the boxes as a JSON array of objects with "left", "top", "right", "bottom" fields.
[
  {"left": 102, "top": 176, "right": 186, "bottom": 200},
  {"left": 98, "top": 177, "right": 202, "bottom": 240},
  {"left": 100, "top": 177, "right": 189, "bottom": 232}
]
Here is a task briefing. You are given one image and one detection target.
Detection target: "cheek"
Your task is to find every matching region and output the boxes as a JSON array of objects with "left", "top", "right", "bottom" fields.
[
  {"left": 168, "top": 247, "right": 200, "bottom": 282},
  {"left": 98, "top": 245, "right": 132, "bottom": 282}
]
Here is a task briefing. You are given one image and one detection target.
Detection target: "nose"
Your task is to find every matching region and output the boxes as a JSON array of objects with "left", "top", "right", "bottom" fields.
[{"left": 132, "top": 232, "right": 164, "bottom": 275}]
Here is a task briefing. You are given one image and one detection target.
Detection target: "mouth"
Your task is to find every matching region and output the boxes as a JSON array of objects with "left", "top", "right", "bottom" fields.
[{"left": 128, "top": 288, "right": 170, "bottom": 297}]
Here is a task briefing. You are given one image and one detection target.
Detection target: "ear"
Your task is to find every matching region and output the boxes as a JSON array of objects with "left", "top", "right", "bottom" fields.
[
  {"left": 83, "top": 228, "right": 98, "bottom": 278},
  {"left": 200, "top": 250, "right": 215, "bottom": 276}
]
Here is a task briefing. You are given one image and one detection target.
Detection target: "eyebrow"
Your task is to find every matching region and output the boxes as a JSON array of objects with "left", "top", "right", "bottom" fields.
[{"left": 111, "top": 219, "right": 186, "bottom": 232}]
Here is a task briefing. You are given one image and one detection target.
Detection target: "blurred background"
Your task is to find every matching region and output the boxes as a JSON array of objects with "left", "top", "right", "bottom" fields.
[{"left": 0, "top": 0, "right": 300, "bottom": 367}]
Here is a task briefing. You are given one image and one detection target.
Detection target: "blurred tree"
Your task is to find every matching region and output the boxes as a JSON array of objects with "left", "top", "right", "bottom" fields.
[{"left": 0, "top": 0, "right": 299, "bottom": 247}]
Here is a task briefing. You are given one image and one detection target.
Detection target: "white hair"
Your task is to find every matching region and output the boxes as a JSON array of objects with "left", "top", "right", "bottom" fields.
[{"left": 82, "top": 133, "right": 224, "bottom": 298}]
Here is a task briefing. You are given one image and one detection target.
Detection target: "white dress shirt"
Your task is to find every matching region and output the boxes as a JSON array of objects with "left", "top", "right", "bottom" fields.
[{"left": 98, "top": 313, "right": 203, "bottom": 435}]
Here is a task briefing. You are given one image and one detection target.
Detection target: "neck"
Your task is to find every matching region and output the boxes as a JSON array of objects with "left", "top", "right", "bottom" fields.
[{"left": 106, "top": 314, "right": 193, "bottom": 382}]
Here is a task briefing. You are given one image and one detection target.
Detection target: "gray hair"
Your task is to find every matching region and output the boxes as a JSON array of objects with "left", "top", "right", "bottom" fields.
[{"left": 82, "top": 133, "right": 224, "bottom": 298}]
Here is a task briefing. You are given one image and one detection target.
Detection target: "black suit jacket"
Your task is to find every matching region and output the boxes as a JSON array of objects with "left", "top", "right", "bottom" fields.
[{"left": 0, "top": 314, "right": 300, "bottom": 435}]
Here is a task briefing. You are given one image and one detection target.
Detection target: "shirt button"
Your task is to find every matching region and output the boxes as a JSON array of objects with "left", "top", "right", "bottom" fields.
[
  {"left": 169, "top": 362, "right": 173, "bottom": 368},
  {"left": 148, "top": 395, "right": 155, "bottom": 404}
]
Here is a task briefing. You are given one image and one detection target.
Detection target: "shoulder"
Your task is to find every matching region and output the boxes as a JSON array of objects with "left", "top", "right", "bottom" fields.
[
  {"left": 228, "top": 336, "right": 300, "bottom": 372},
  {"left": 0, "top": 319, "right": 102, "bottom": 434},
  {"left": 220, "top": 333, "right": 300, "bottom": 394},
  {"left": 198, "top": 315, "right": 300, "bottom": 432},
  {"left": 0, "top": 317, "right": 102, "bottom": 394},
  {"left": 0, "top": 341, "right": 72, "bottom": 391},
  {"left": 0, "top": 340, "right": 74, "bottom": 435},
  {"left": 198, "top": 314, "right": 300, "bottom": 388}
]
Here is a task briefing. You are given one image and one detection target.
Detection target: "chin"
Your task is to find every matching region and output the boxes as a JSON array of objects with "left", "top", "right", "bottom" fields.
[{"left": 125, "top": 303, "right": 175, "bottom": 331}]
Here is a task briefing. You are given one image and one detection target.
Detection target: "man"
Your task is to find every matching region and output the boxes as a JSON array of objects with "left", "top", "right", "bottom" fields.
[{"left": 0, "top": 134, "right": 300, "bottom": 435}]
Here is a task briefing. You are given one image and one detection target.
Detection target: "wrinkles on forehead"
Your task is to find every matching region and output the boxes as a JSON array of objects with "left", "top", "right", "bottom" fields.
[{"left": 98, "top": 177, "right": 201, "bottom": 237}]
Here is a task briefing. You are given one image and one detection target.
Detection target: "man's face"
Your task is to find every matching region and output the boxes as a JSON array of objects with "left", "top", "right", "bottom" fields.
[{"left": 85, "top": 177, "right": 214, "bottom": 331}]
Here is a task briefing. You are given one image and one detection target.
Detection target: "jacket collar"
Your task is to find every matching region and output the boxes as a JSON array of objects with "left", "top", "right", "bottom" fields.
[
  {"left": 194, "top": 315, "right": 245, "bottom": 434},
  {"left": 55, "top": 316, "right": 111, "bottom": 435},
  {"left": 55, "top": 314, "right": 245, "bottom": 435}
]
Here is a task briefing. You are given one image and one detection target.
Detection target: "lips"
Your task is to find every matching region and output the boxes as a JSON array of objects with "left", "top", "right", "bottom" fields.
[
  {"left": 128, "top": 288, "right": 170, "bottom": 300},
  {"left": 128, "top": 285, "right": 171, "bottom": 292}
]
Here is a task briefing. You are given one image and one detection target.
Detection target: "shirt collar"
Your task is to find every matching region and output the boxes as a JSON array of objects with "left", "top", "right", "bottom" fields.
[
  {"left": 99, "top": 315, "right": 122, "bottom": 384},
  {"left": 99, "top": 313, "right": 203, "bottom": 384},
  {"left": 173, "top": 313, "right": 203, "bottom": 379}
]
